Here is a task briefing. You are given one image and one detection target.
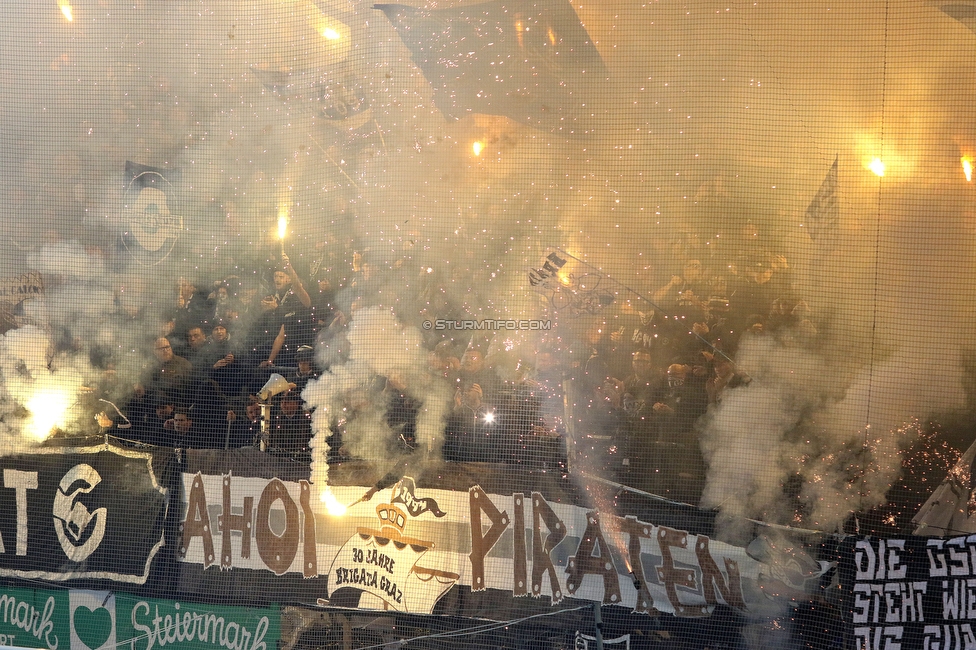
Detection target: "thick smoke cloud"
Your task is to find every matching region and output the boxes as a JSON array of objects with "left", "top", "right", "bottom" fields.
[
  {"left": 304, "top": 307, "right": 452, "bottom": 490},
  {"left": 2, "top": 0, "right": 976, "bottom": 535}
]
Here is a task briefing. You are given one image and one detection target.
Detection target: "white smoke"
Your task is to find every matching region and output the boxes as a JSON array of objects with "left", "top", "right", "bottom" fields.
[
  {"left": 0, "top": 240, "right": 166, "bottom": 453},
  {"left": 700, "top": 323, "right": 968, "bottom": 535},
  {"left": 304, "top": 307, "right": 453, "bottom": 490},
  {"left": 0, "top": 325, "right": 92, "bottom": 451}
]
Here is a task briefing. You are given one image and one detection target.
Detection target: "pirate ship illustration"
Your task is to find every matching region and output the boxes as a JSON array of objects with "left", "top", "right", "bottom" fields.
[{"left": 323, "top": 478, "right": 460, "bottom": 614}]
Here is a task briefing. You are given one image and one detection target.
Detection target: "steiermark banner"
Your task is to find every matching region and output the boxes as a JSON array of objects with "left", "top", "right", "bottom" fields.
[
  {"left": 0, "top": 586, "right": 67, "bottom": 649},
  {"left": 0, "top": 586, "right": 280, "bottom": 650}
]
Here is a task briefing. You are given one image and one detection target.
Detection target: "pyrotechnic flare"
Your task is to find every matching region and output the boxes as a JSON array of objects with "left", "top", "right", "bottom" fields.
[
  {"left": 277, "top": 211, "right": 288, "bottom": 256},
  {"left": 25, "top": 387, "right": 72, "bottom": 440},
  {"left": 869, "top": 157, "right": 885, "bottom": 177},
  {"left": 320, "top": 488, "right": 347, "bottom": 516},
  {"left": 630, "top": 570, "right": 642, "bottom": 591},
  {"left": 346, "top": 487, "right": 379, "bottom": 509}
]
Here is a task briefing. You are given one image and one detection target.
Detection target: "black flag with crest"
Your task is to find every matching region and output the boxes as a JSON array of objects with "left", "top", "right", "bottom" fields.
[
  {"left": 120, "top": 161, "right": 183, "bottom": 266},
  {"left": 375, "top": 0, "right": 608, "bottom": 134}
]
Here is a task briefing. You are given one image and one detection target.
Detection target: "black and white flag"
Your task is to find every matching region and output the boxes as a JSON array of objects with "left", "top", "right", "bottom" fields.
[{"left": 120, "top": 162, "right": 182, "bottom": 266}]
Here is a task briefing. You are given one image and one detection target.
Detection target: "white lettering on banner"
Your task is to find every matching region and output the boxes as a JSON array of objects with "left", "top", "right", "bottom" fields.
[
  {"left": 853, "top": 625, "right": 903, "bottom": 650},
  {"left": 855, "top": 539, "right": 908, "bottom": 581},
  {"left": 852, "top": 537, "right": 921, "bottom": 646},
  {"left": 852, "top": 582, "right": 927, "bottom": 624},
  {"left": 941, "top": 579, "right": 976, "bottom": 620},
  {"left": 52, "top": 465, "right": 107, "bottom": 562},
  {"left": 0, "top": 447, "right": 166, "bottom": 585},
  {"left": 130, "top": 601, "right": 268, "bottom": 650},
  {"left": 1, "top": 470, "right": 38, "bottom": 556},
  {"left": 0, "top": 594, "right": 59, "bottom": 649},
  {"left": 923, "top": 624, "right": 976, "bottom": 650},
  {"left": 927, "top": 537, "right": 976, "bottom": 578}
]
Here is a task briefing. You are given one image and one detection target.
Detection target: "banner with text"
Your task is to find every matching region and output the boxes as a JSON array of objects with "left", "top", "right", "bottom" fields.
[
  {"left": 0, "top": 445, "right": 172, "bottom": 585},
  {"left": 840, "top": 535, "right": 976, "bottom": 649},
  {"left": 0, "top": 585, "right": 279, "bottom": 650},
  {"left": 175, "top": 450, "right": 830, "bottom": 621}
]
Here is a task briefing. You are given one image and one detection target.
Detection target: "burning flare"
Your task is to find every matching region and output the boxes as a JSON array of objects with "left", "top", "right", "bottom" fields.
[
  {"left": 869, "top": 157, "right": 885, "bottom": 177},
  {"left": 321, "top": 488, "right": 347, "bottom": 516},
  {"left": 277, "top": 209, "right": 288, "bottom": 241},
  {"left": 58, "top": 1, "right": 72, "bottom": 21},
  {"left": 472, "top": 141, "right": 484, "bottom": 157},
  {"left": 277, "top": 206, "right": 289, "bottom": 256},
  {"left": 25, "top": 387, "right": 72, "bottom": 440},
  {"left": 306, "top": 5, "right": 350, "bottom": 58},
  {"left": 963, "top": 157, "right": 973, "bottom": 182}
]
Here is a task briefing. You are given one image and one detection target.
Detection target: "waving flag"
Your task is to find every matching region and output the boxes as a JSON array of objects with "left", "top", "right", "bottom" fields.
[
  {"left": 391, "top": 477, "right": 447, "bottom": 518},
  {"left": 527, "top": 248, "right": 616, "bottom": 317},
  {"left": 375, "top": 0, "right": 608, "bottom": 134},
  {"left": 805, "top": 157, "right": 839, "bottom": 247},
  {"left": 251, "top": 65, "right": 373, "bottom": 132},
  {"left": 936, "top": 1, "right": 976, "bottom": 35}
]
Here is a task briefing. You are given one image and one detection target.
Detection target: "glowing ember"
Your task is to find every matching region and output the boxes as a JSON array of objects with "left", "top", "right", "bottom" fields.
[
  {"left": 25, "top": 388, "right": 72, "bottom": 440},
  {"left": 472, "top": 141, "right": 484, "bottom": 156},
  {"left": 321, "top": 489, "right": 347, "bottom": 516},
  {"left": 869, "top": 157, "right": 885, "bottom": 177},
  {"left": 58, "top": 1, "right": 72, "bottom": 21},
  {"left": 963, "top": 157, "right": 973, "bottom": 182}
]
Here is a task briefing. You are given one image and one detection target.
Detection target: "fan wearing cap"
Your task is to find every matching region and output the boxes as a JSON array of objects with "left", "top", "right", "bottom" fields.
[{"left": 287, "top": 345, "right": 320, "bottom": 393}]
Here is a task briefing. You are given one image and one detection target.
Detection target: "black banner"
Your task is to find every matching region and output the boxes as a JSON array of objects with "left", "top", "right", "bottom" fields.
[
  {"left": 0, "top": 445, "right": 848, "bottom": 648},
  {"left": 840, "top": 535, "right": 976, "bottom": 649},
  {"left": 0, "top": 445, "right": 172, "bottom": 585}
]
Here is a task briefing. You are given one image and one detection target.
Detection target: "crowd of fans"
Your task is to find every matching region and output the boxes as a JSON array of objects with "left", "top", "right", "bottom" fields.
[
  {"left": 81, "top": 254, "right": 323, "bottom": 454},
  {"left": 63, "top": 224, "right": 816, "bottom": 501},
  {"left": 546, "top": 232, "right": 816, "bottom": 499}
]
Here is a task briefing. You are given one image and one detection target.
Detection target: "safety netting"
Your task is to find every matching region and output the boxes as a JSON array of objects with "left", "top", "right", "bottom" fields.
[{"left": 2, "top": 1, "right": 976, "bottom": 648}]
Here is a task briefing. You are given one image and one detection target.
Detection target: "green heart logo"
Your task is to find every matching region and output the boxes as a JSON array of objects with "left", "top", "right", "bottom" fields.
[{"left": 72, "top": 606, "right": 113, "bottom": 650}]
